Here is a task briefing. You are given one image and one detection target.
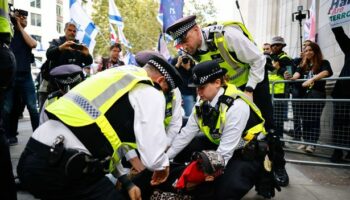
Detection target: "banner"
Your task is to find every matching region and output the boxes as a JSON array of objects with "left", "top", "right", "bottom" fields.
[
  {"left": 329, "top": 0, "right": 350, "bottom": 28},
  {"left": 108, "top": 0, "right": 131, "bottom": 48},
  {"left": 124, "top": 51, "right": 137, "bottom": 65},
  {"left": 304, "top": 0, "right": 316, "bottom": 42},
  {"left": 69, "top": 0, "right": 98, "bottom": 52},
  {"left": 158, "top": 0, "right": 184, "bottom": 32}
]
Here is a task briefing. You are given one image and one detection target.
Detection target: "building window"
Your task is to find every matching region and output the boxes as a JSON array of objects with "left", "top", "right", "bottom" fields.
[
  {"left": 57, "top": 22, "right": 63, "bottom": 34},
  {"left": 30, "top": 0, "right": 41, "bottom": 8},
  {"left": 56, "top": 4, "right": 62, "bottom": 17},
  {"left": 30, "top": 13, "right": 41, "bottom": 27}
]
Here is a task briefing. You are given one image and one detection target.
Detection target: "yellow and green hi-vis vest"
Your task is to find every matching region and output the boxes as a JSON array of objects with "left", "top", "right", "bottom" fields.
[
  {"left": 0, "top": 0, "right": 13, "bottom": 36},
  {"left": 268, "top": 52, "right": 291, "bottom": 94},
  {"left": 199, "top": 21, "right": 256, "bottom": 87},
  {"left": 164, "top": 90, "right": 176, "bottom": 128},
  {"left": 196, "top": 84, "right": 267, "bottom": 145},
  {"left": 45, "top": 65, "right": 153, "bottom": 172}
]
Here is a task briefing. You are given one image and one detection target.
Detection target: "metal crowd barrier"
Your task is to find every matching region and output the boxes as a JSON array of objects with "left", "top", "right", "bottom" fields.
[{"left": 271, "top": 77, "right": 350, "bottom": 167}]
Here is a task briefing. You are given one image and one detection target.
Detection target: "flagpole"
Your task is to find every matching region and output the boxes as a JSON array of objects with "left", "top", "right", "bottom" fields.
[{"left": 98, "top": 31, "right": 110, "bottom": 46}]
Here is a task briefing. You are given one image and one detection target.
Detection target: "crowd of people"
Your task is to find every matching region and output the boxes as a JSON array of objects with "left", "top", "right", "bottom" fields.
[{"left": 1, "top": 2, "right": 350, "bottom": 199}]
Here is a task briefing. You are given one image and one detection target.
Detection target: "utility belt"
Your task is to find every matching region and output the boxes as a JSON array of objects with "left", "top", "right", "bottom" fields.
[{"left": 25, "top": 136, "right": 111, "bottom": 180}]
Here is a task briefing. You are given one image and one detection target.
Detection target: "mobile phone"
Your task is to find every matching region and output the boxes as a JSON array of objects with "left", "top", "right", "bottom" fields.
[{"left": 71, "top": 43, "right": 84, "bottom": 50}]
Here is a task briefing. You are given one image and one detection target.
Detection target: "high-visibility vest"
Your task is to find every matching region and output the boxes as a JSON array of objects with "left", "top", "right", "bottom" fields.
[
  {"left": 268, "top": 52, "right": 292, "bottom": 94},
  {"left": 198, "top": 21, "right": 256, "bottom": 87},
  {"left": 46, "top": 65, "right": 154, "bottom": 172},
  {"left": 196, "top": 84, "right": 266, "bottom": 145},
  {"left": 0, "top": 0, "right": 12, "bottom": 36},
  {"left": 164, "top": 90, "right": 176, "bottom": 128}
]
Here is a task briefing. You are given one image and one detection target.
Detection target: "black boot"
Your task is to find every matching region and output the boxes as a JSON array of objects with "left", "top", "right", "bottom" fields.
[
  {"left": 330, "top": 149, "right": 347, "bottom": 163},
  {"left": 273, "top": 168, "right": 289, "bottom": 187}
]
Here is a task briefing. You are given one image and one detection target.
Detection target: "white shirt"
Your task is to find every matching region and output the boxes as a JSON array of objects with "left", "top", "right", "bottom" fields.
[
  {"left": 200, "top": 25, "right": 266, "bottom": 89},
  {"left": 33, "top": 83, "right": 170, "bottom": 175},
  {"left": 165, "top": 88, "right": 183, "bottom": 146},
  {"left": 166, "top": 87, "right": 250, "bottom": 165}
]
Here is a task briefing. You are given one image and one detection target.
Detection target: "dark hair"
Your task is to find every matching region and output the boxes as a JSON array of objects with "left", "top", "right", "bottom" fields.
[
  {"left": 208, "top": 76, "right": 227, "bottom": 86},
  {"left": 301, "top": 42, "right": 323, "bottom": 73},
  {"left": 110, "top": 43, "right": 122, "bottom": 51}
]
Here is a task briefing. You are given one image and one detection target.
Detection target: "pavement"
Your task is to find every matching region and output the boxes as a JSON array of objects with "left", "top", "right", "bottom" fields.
[{"left": 10, "top": 115, "right": 350, "bottom": 200}]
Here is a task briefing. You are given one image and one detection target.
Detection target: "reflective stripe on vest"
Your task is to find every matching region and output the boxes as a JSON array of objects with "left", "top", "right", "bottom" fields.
[
  {"left": 164, "top": 90, "right": 176, "bottom": 128},
  {"left": 199, "top": 22, "right": 256, "bottom": 87},
  {"left": 196, "top": 84, "right": 266, "bottom": 145},
  {"left": 45, "top": 65, "right": 153, "bottom": 171}
]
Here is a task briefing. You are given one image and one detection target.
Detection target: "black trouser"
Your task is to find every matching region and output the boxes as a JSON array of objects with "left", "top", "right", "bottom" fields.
[
  {"left": 17, "top": 138, "right": 125, "bottom": 200},
  {"left": 332, "top": 102, "right": 350, "bottom": 147},
  {"left": 273, "top": 94, "right": 287, "bottom": 138},
  {"left": 0, "top": 44, "right": 17, "bottom": 200},
  {"left": 240, "top": 69, "right": 286, "bottom": 169}
]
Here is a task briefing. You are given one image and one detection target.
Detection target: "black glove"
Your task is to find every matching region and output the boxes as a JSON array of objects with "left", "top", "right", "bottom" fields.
[{"left": 255, "top": 170, "right": 281, "bottom": 199}]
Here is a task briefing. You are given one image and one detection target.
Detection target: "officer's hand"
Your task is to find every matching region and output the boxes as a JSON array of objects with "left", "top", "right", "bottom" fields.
[
  {"left": 127, "top": 185, "right": 142, "bottom": 200},
  {"left": 150, "top": 166, "right": 169, "bottom": 186},
  {"left": 129, "top": 157, "right": 145, "bottom": 173},
  {"left": 59, "top": 41, "right": 75, "bottom": 51},
  {"left": 244, "top": 91, "right": 253, "bottom": 100}
]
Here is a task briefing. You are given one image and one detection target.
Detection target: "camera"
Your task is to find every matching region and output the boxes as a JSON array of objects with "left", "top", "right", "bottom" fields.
[
  {"left": 71, "top": 43, "right": 84, "bottom": 51},
  {"left": 8, "top": 3, "right": 28, "bottom": 25},
  {"left": 182, "top": 56, "right": 189, "bottom": 64}
]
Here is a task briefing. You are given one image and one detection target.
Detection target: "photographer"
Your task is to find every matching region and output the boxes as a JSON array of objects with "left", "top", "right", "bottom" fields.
[
  {"left": 46, "top": 22, "right": 93, "bottom": 69},
  {"left": 172, "top": 54, "right": 196, "bottom": 117},
  {"left": 3, "top": 6, "right": 39, "bottom": 146}
]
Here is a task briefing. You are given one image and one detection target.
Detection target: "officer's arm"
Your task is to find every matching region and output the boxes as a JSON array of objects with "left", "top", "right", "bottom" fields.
[
  {"left": 216, "top": 99, "right": 250, "bottom": 165},
  {"left": 165, "top": 88, "right": 183, "bottom": 146},
  {"left": 166, "top": 106, "right": 201, "bottom": 160},
  {"left": 224, "top": 26, "right": 265, "bottom": 89},
  {"left": 129, "top": 84, "right": 169, "bottom": 171}
]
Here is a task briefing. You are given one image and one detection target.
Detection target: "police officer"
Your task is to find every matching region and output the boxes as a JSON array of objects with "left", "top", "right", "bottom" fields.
[
  {"left": 17, "top": 54, "right": 183, "bottom": 200},
  {"left": 39, "top": 64, "right": 83, "bottom": 124},
  {"left": 166, "top": 15, "right": 289, "bottom": 186},
  {"left": 166, "top": 60, "right": 280, "bottom": 199},
  {"left": 0, "top": 1, "right": 17, "bottom": 199}
]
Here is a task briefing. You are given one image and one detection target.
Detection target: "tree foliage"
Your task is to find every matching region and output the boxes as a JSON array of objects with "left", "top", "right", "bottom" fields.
[
  {"left": 92, "top": 0, "right": 160, "bottom": 57},
  {"left": 184, "top": 0, "right": 216, "bottom": 26}
]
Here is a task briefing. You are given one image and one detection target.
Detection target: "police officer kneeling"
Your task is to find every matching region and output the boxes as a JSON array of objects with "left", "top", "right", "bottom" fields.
[
  {"left": 166, "top": 60, "right": 281, "bottom": 199},
  {"left": 17, "top": 55, "right": 183, "bottom": 200}
]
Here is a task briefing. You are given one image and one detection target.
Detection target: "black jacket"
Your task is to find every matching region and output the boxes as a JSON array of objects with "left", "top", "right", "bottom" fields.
[
  {"left": 331, "top": 27, "right": 350, "bottom": 98},
  {"left": 46, "top": 36, "right": 93, "bottom": 69}
]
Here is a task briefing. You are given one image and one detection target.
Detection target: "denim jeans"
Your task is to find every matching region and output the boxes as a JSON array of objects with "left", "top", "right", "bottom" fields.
[
  {"left": 2, "top": 72, "right": 39, "bottom": 138},
  {"left": 182, "top": 94, "right": 195, "bottom": 117}
]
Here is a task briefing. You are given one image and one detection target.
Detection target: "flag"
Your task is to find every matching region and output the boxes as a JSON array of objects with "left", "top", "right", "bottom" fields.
[
  {"left": 110, "top": 23, "right": 118, "bottom": 44},
  {"left": 69, "top": 0, "right": 98, "bottom": 52},
  {"left": 124, "top": 51, "right": 137, "bottom": 65},
  {"left": 157, "top": 33, "right": 171, "bottom": 61},
  {"left": 158, "top": 0, "right": 184, "bottom": 32},
  {"left": 108, "top": 0, "right": 131, "bottom": 48},
  {"left": 304, "top": 0, "right": 316, "bottom": 42}
]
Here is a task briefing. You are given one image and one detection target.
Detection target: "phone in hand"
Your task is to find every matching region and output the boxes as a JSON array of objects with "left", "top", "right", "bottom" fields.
[{"left": 71, "top": 43, "right": 84, "bottom": 50}]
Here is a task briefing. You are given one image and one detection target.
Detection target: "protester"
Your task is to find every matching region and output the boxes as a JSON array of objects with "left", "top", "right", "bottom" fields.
[
  {"left": 285, "top": 42, "right": 333, "bottom": 153},
  {"left": 330, "top": 26, "right": 350, "bottom": 162},
  {"left": 3, "top": 7, "right": 38, "bottom": 146},
  {"left": 97, "top": 43, "right": 125, "bottom": 72}
]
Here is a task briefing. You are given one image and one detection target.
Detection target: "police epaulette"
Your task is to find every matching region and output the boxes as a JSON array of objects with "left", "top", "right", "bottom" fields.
[{"left": 218, "top": 95, "right": 235, "bottom": 108}]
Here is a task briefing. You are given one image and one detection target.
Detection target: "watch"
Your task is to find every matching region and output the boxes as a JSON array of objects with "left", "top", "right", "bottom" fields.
[{"left": 245, "top": 86, "right": 254, "bottom": 93}]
